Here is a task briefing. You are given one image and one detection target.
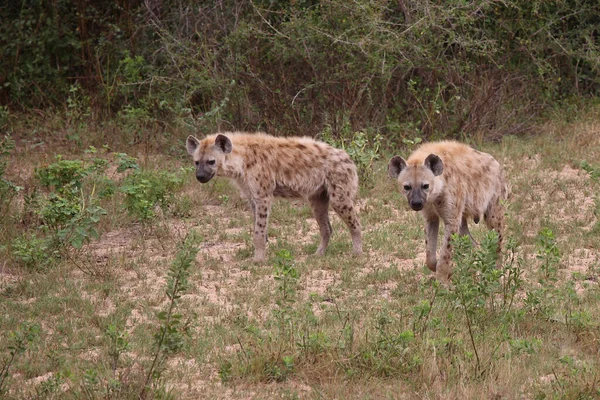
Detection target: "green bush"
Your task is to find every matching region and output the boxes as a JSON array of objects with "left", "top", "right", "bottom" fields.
[
  {"left": 2, "top": 1, "right": 598, "bottom": 140},
  {"left": 36, "top": 156, "right": 109, "bottom": 249},
  {"left": 120, "top": 169, "right": 185, "bottom": 221},
  {"left": 10, "top": 234, "right": 56, "bottom": 272},
  {"left": 0, "top": 135, "right": 22, "bottom": 222},
  {"left": 321, "top": 125, "right": 383, "bottom": 182}
]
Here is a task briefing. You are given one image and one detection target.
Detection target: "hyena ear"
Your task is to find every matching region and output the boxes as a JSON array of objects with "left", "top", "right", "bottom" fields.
[
  {"left": 424, "top": 154, "right": 443, "bottom": 176},
  {"left": 388, "top": 156, "right": 407, "bottom": 179},
  {"left": 186, "top": 135, "right": 200, "bottom": 155},
  {"left": 214, "top": 134, "right": 233, "bottom": 154}
]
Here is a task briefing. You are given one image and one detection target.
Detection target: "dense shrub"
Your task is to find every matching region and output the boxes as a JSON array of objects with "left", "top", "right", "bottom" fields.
[{"left": 1, "top": 0, "right": 598, "bottom": 140}]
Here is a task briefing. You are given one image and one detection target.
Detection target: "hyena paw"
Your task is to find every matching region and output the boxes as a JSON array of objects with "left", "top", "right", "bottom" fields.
[
  {"left": 352, "top": 247, "right": 363, "bottom": 255},
  {"left": 426, "top": 260, "right": 437, "bottom": 272},
  {"left": 352, "top": 241, "right": 363, "bottom": 255},
  {"left": 314, "top": 246, "right": 326, "bottom": 256}
]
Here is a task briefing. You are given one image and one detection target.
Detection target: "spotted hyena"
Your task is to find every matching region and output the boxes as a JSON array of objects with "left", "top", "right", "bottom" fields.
[
  {"left": 186, "top": 132, "right": 363, "bottom": 262},
  {"left": 388, "top": 141, "right": 507, "bottom": 280}
]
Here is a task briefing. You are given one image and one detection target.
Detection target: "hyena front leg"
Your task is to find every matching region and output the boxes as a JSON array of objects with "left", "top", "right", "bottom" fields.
[
  {"left": 252, "top": 197, "right": 272, "bottom": 263},
  {"left": 309, "top": 189, "right": 333, "bottom": 256},
  {"left": 437, "top": 216, "right": 460, "bottom": 281},
  {"left": 424, "top": 215, "right": 439, "bottom": 272}
]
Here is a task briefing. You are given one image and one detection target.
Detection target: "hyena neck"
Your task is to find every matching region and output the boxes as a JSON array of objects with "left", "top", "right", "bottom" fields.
[
  {"left": 430, "top": 179, "right": 445, "bottom": 200},
  {"left": 219, "top": 153, "right": 244, "bottom": 179}
]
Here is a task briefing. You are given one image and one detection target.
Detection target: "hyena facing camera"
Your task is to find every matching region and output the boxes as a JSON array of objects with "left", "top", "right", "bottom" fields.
[
  {"left": 186, "top": 132, "right": 363, "bottom": 263},
  {"left": 388, "top": 141, "right": 507, "bottom": 281}
]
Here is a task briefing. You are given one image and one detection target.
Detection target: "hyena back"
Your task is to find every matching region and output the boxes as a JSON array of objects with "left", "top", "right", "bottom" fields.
[
  {"left": 388, "top": 141, "right": 506, "bottom": 281},
  {"left": 186, "top": 132, "right": 362, "bottom": 262}
]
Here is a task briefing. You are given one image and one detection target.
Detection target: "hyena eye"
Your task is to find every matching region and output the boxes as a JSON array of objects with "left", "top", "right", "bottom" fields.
[
  {"left": 422, "top": 183, "right": 430, "bottom": 190},
  {"left": 403, "top": 184, "right": 411, "bottom": 191},
  {"left": 208, "top": 160, "right": 216, "bottom": 166},
  {"left": 194, "top": 161, "right": 199, "bottom": 166}
]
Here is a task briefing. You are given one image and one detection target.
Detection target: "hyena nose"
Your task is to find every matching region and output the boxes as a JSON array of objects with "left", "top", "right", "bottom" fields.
[{"left": 410, "top": 201, "right": 424, "bottom": 211}]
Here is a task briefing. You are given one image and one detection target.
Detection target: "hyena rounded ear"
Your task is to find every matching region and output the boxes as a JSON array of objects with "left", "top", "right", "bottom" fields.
[
  {"left": 425, "top": 154, "right": 443, "bottom": 176},
  {"left": 186, "top": 135, "right": 200, "bottom": 155},
  {"left": 215, "top": 134, "right": 233, "bottom": 154},
  {"left": 388, "top": 156, "right": 407, "bottom": 179}
]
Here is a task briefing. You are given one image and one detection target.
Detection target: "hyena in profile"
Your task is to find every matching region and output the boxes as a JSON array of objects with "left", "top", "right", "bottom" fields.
[
  {"left": 388, "top": 141, "right": 507, "bottom": 280},
  {"left": 186, "top": 132, "right": 363, "bottom": 262}
]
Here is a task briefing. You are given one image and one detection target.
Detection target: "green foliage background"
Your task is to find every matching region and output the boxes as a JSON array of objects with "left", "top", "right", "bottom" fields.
[{"left": 1, "top": 0, "right": 599, "bottom": 139}]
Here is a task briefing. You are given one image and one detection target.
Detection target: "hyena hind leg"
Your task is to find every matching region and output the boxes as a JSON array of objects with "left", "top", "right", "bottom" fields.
[
  {"left": 329, "top": 195, "right": 362, "bottom": 255},
  {"left": 459, "top": 216, "right": 478, "bottom": 246},
  {"left": 309, "top": 188, "right": 333, "bottom": 256},
  {"left": 484, "top": 199, "right": 505, "bottom": 265}
]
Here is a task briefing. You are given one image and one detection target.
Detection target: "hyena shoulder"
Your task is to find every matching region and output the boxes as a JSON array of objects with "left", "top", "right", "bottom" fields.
[{"left": 407, "top": 141, "right": 477, "bottom": 167}]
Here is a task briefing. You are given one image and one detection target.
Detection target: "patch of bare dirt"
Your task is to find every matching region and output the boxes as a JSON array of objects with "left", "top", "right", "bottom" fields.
[
  {"left": 302, "top": 269, "right": 337, "bottom": 297},
  {"left": 197, "top": 241, "right": 245, "bottom": 265},
  {"left": 0, "top": 261, "right": 21, "bottom": 290},
  {"left": 566, "top": 248, "right": 599, "bottom": 275},
  {"left": 88, "top": 228, "right": 135, "bottom": 259},
  {"left": 566, "top": 248, "right": 599, "bottom": 294},
  {"left": 510, "top": 161, "right": 597, "bottom": 238}
]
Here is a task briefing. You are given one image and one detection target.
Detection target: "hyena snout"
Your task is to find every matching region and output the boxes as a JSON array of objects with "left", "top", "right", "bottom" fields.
[
  {"left": 410, "top": 200, "right": 424, "bottom": 211},
  {"left": 196, "top": 169, "right": 215, "bottom": 183},
  {"left": 408, "top": 191, "right": 426, "bottom": 211}
]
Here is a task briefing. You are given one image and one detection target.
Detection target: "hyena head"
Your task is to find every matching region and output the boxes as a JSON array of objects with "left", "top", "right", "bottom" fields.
[
  {"left": 186, "top": 134, "right": 232, "bottom": 183},
  {"left": 388, "top": 154, "right": 443, "bottom": 211}
]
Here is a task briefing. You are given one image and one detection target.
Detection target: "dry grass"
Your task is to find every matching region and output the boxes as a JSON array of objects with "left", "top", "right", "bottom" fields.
[{"left": 1, "top": 108, "right": 599, "bottom": 399}]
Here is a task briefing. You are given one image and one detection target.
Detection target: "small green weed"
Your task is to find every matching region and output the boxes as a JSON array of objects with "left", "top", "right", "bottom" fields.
[
  {"left": 0, "top": 323, "right": 40, "bottom": 395},
  {"left": 580, "top": 160, "right": 600, "bottom": 181},
  {"left": 273, "top": 249, "right": 299, "bottom": 337},
  {"left": 105, "top": 323, "right": 130, "bottom": 375},
  {"left": 140, "top": 232, "right": 201, "bottom": 398},
  {"left": 447, "top": 231, "right": 523, "bottom": 375},
  {"left": 536, "top": 227, "right": 561, "bottom": 282}
]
